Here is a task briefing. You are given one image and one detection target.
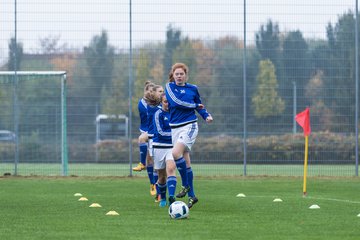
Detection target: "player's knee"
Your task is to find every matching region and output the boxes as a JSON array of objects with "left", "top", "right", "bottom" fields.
[{"left": 172, "top": 150, "right": 182, "bottom": 160}]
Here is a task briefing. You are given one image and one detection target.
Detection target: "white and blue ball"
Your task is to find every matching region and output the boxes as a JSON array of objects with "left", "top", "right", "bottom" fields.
[{"left": 168, "top": 201, "right": 189, "bottom": 219}]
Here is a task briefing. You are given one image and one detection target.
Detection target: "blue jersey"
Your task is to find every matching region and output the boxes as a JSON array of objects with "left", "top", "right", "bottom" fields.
[
  {"left": 153, "top": 108, "right": 172, "bottom": 146},
  {"left": 138, "top": 98, "right": 148, "bottom": 132},
  {"left": 165, "top": 82, "right": 210, "bottom": 127},
  {"left": 147, "top": 104, "right": 161, "bottom": 137}
]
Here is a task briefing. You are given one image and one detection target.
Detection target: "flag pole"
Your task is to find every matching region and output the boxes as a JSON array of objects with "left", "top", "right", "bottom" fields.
[{"left": 302, "top": 135, "right": 309, "bottom": 196}]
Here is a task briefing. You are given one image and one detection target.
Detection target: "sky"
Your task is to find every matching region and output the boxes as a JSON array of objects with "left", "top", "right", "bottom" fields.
[{"left": 0, "top": 0, "right": 356, "bottom": 65}]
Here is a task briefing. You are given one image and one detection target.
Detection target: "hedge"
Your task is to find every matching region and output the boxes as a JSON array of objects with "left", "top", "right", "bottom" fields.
[{"left": 0, "top": 132, "right": 356, "bottom": 164}]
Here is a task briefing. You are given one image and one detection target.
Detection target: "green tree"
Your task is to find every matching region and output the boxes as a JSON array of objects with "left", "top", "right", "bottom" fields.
[
  {"left": 133, "top": 49, "right": 151, "bottom": 113},
  {"left": 163, "top": 24, "right": 181, "bottom": 83},
  {"left": 255, "top": 19, "right": 287, "bottom": 102},
  {"left": 325, "top": 11, "right": 358, "bottom": 130},
  {"left": 252, "top": 59, "right": 285, "bottom": 118},
  {"left": 83, "top": 30, "right": 115, "bottom": 107},
  {"left": 282, "top": 30, "right": 310, "bottom": 112},
  {"left": 207, "top": 36, "right": 260, "bottom": 133},
  {"left": 63, "top": 30, "right": 115, "bottom": 142},
  {"left": 7, "top": 37, "right": 23, "bottom": 71},
  {"left": 172, "top": 37, "right": 197, "bottom": 82},
  {"left": 283, "top": 30, "right": 309, "bottom": 86},
  {"left": 255, "top": 20, "right": 280, "bottom": 64},
  {"left": 101, "top": 55, "right": 129, "bottom": 115},
  {"left": 309, "top": 39, "right": 331, "bottom": 72}
]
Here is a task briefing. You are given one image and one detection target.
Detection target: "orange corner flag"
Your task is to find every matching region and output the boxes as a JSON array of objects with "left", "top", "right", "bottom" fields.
[{"left": 295, "top": 107, "right": 311, "bottom": 136}]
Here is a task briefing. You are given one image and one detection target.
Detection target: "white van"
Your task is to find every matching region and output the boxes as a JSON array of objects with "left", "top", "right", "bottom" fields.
[{"left": 0, "top": 130, "right": 16, "bottom": 142}]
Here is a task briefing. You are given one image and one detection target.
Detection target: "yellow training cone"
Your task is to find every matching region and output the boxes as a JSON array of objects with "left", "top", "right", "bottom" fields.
[
  {"left": 74, "top": 193, "right": 82, "bottom": 197},
  {"left": 273, "top": 198, "right": 283, "bottom": 202},
  {"left": 78, "top": 197, "right": 88, "bottom": 201}
]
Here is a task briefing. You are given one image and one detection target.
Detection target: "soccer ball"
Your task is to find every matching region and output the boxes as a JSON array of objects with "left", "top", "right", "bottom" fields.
[{"left": 168, "top": 201, "right": 189, "bottom": 219}]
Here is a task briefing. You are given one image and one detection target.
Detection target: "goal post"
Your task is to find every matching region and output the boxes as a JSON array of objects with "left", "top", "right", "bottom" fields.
[{"left": 0, "top": 71, "right": 68, "bottom": 176}]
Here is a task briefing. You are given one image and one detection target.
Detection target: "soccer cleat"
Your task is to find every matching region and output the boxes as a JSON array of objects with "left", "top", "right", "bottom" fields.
[
  {"left": 168, "top": 196, "right": 176, "bottom": 205},
  {"left": 132, "top": 162, "right": 145, "bottom": 172},
  {"left": 150, "top": 184, "right": 157, "bottom": 196},
  {"left": 154, "top": 194, "right": 161, "bottom": 203},
  {"left": 159, "top": 199, "right": 167, "bottom": 207},
  {"left": 188, "top": 196, "right": 198, "bottom": 209},
  {"left": 176, "top": 186, "right": 190, "bottom": 198}
]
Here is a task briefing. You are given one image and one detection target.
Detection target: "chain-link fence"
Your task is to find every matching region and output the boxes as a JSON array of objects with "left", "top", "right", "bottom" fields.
[{"left": 0, "top": 0, "right": 359, "bottom": 176}]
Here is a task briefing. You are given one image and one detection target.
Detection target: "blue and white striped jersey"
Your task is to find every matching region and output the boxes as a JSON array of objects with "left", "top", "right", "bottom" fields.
[
  {"left": 138, "top": 98, "right": 148, "bottom": 132},
  {"left": 165, "top": 82, "right": 210, "bottom": 127},
  {"left": 153, "top": 108, "right": 172, "bottom": 146}
]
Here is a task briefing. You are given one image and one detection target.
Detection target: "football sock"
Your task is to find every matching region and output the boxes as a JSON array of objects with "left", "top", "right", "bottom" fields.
[
  {"left": 175, "top": 157, "right": 188, "bottom": 188},
  {"left": 167, "top": 175, "right": 177, "bottom": 197},
  {"left": 147, "top": 165, "right": 155, "bottom": 185},
  {"left": 139, "top": 143, "right": 147, "bottom": 165},
  {"left": 187, "top": 167, "right": 195, "bottom": 197},
  {"left": 158, "top": 183, "right": 167, "bottom": 200}
]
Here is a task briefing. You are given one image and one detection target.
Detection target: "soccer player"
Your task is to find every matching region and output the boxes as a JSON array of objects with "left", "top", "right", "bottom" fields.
[
  {"left": 133, "top": 81, "right": 157, "bottom": 196},
  {"left": 165, "top": 62, "right": 213, "bottom": 208},
  {"left": 152, "top": 93, "right": 177, "bottom": 207},
  {"left": 145, "top": 84, "right": 164, "bottom": 202}
]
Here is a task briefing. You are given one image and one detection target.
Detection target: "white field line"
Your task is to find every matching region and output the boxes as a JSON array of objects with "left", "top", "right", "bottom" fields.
[
  {"left": 243, "top": 195, "right": 360, "bottom": 204},
  {"left": 306, "top": 196, "right": 360, "bottom": 204}
]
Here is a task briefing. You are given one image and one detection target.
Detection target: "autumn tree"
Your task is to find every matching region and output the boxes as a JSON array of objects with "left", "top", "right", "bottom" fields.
[
  {"left": 252, "top": 59, "right": 285, "bottom": 118},
  {"left": 50, "top": 53, "right": 77, "bottom": 84},
  {"left": 305, "top": 70, "right": 334, "bottom": 131}
]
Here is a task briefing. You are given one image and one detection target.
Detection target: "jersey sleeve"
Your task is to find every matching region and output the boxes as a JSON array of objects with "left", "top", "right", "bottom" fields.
[
  {"left": 194, "top": 87, "right": 210, "bottom": 120},
  {"left": 138, "top": 100, "right": 148, "bottom": 131}
]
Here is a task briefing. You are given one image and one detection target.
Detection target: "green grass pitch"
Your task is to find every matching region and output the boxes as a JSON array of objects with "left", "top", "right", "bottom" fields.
[{"left": 0, "top": 176, "right": 359, "bottom": 239}]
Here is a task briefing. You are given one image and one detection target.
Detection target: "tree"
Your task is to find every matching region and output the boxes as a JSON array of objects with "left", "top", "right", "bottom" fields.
[
  {"left": 282, "top": 30, "right": 310, "bottom": 112},
  {"left": 133, "top": 49, "right": 151, "bottom": 114},
  {"left": 325, "top": 11, "right": 358, "bottom": 130},
  {"left": 163, "top": 24, "right": 181, "bottom": 83},
  {"left": 172, "top": 37, "right": 197, "bottom": 82},
  {"left": 309, "top": 39, "right": 331, "bottom": 72},
  {"left": 252, "top": 59, "right": 285, "bottom": 118},
  {"left": 255, "top": 19, "right": 287, "bottom": 100},
  {"left": 255, "top": 20, "right": 280, "bottom": 63},
  {"left": 282, "top": 30, "right": 309, "bottom": 86},
  {"left": 7, "top": 37, "right": 23, "bottom": 71},
  {"left": 305, "top": 70, "right": 334, "bottom": 131},
  {"left": 100, "top": 56, "right": 129, "bottom": 116},
  {"left": 83, "top": 30, "right": 115, "bottom": 108},
  {"left": 50, "top": 53, "right": 77, "bottom": 85},
  {"left": 39, "top": 34, "right": 67, "bottom": 54}
]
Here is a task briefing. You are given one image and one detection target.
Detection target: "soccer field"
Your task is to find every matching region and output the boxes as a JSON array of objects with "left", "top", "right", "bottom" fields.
[{"left": 0, "top": 176, "right": 359, "bottom": 240}]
